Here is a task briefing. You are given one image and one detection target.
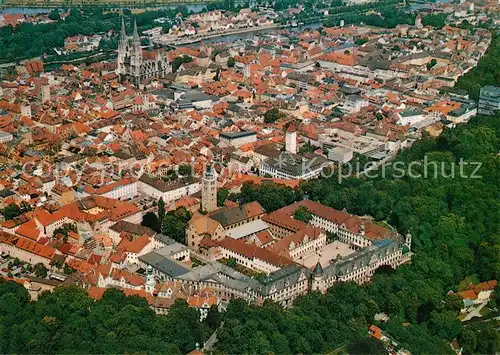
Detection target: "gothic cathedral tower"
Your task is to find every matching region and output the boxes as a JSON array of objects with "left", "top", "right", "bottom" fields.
[
  {"left": 117, "top": 18, "right": 143, "bottom": 86},
  {"left": 117, "top": 17, "right": 127, "bottom": 76},
  {"left": 130, "top": 19, "right": 143, "bottom": 84},
  {"left": 201, "top": 165, "right": 217, "bottom": 212}
]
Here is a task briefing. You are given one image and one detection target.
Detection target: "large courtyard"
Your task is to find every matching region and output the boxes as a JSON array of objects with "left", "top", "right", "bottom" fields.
[{"left": 301, "top": 241, "right": 356, "bottom": 269}]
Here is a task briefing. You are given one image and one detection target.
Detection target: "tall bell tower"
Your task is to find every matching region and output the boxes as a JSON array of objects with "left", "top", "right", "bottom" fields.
[{"left": 201, "top": 165, "right": 217, "bottom": 212}]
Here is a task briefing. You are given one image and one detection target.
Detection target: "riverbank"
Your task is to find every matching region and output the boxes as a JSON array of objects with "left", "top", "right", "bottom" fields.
[{"left": 160, "top": 23, "right": 283, "bottom": 46}]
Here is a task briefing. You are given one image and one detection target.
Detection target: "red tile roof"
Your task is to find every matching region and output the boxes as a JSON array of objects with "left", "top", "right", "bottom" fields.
[
  {"left": 457, "top": 290, "right": 477, "bottom": 300},
  {"left": 15, "top": 237, "right": 56, "bottom": 260},
  {"left": 218, "top": 237, "right": 294, "bottom": 268}
]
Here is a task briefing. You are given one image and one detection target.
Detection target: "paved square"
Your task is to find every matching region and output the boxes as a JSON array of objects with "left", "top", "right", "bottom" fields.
[{"left": 301, "top": 241, "right": 355, "bottom": 268}]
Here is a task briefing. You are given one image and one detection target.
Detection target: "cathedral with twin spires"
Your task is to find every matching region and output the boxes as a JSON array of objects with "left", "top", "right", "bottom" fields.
[{"left": 116, "top": 18, "right": 171, "bottom": 86}]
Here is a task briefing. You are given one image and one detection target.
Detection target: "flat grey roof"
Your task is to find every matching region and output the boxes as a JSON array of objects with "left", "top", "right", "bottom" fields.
[
  {"left": 226, "top": 219, "right": 270, "bottom": 240},
  {"left": 330, "top": 146, "right": 352, "bottom": 154},
  {"left": 139, "top": 251, "right": 190, "bottom": 277},
  {"left": 219, "top": 130, "right": 256, "bottom": 139},
  {"left": 155, "top": 242, "right": 189, "bottom": 257}
]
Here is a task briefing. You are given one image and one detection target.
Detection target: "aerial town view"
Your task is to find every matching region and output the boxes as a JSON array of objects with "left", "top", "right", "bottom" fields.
[{"left": 0, "top": 0, "right": 498, "bottom": 353}]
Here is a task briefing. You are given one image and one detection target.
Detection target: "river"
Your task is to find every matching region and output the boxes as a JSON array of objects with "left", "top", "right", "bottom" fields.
[
  {"left": 407, "top": 0, "right": 454, "bottom": 11},
  {"left": 189, "top": 22, "right": 323, "bottom": 46}
]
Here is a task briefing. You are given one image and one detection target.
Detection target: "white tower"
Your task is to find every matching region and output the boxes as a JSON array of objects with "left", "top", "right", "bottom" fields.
[
  {"left": 415, "top": 13, "right": 423, "bottom": 29},
  {"left": 405, "top": 232, "right": 412, "bottom": 251},
  {"left": 340, "top": 19, "right": 345, "bottom": 27},
  {"left": 285, "top": 123, "right": 297, "bottom": 154},
  {"left": 201, "top": 165, "right": 217, "bottom": 212},
  {"left": 311, "top": 262, "right": 324, "bottom": 292},
  {"left": 145, "top": 265, "right": 155, "bottom": 294},
  {"left": 21, "top": 102, "right": 31, "bottom": 118},
  {"left": 41, "top": 84, "right": 50, "bottom": 103}
]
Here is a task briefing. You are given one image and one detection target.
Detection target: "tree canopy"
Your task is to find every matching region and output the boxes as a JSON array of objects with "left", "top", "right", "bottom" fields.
[
  {"left": 263, "top": 108, "right": 285, "bottom": 124},
  {"left": 178, "top": 164, "right": 192, "bottom": 176},
  {"left": 0, "top": 283, "right": 216, "bottom": 353},
  {"left": 293, "top": 206, "right": 313, "bottom": 223},
  {"left": 162, "top": 207, "right": 192, "bottom": 244},
  {"left": 141, "top": 212, "right": 161, "bottom": 233},
  {"left": 2, "top": 203, "right": 21, "bottom": 220},
  {"left": 0, "top": 7, "right": 193, "bottom": 64},
  {"left": 171, "top": 55, "right": 193, "bottom": 73}
]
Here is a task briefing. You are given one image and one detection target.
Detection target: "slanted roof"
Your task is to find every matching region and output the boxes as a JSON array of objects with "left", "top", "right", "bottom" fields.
[{"left": 208, "top": 201, "right": 265, "bottom": 228}]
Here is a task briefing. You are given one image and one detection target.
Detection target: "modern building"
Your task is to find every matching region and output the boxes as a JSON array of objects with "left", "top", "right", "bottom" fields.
[
  {"left": 138, "top": 175, "right": 200, "bottom": 202},
  {"left": 0, "top": 131, "right": 13, "bottom": 144},
  {"left": 219, "top": 130, "right": 257, "bottom": 148},
  {"left": 260, "top": 152, "right": 327, "bottom": 180},
  {"left": 328, "top": 146, "right": 354, "bottom": 163},
  {"left": 396, "top": 108, "right": 425, "bottom": 126},
  {"left": 82, "top": 177, "right": 137, "bottom": 200},
  {"left": 478, "top": 86, "right": 500, "bottom": 116}
]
